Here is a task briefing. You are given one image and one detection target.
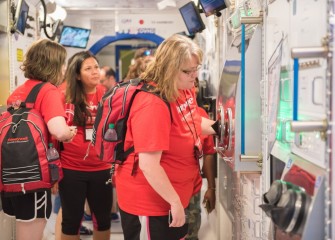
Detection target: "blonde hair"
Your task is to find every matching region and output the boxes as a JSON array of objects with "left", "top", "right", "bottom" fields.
[
  {"left": 125, "top": 57, "right": 151, "bottom": 82},
  {"left": 21, "top": 39, "right": 67, "bottom": 86},
  {"left": 141, "top": 34, "right": 203, "bottom": 102}
]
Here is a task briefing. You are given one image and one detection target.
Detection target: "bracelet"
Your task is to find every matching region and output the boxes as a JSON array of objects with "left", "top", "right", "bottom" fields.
[{"left": 208, "top": 187, "right": 216, "bottom": 191}]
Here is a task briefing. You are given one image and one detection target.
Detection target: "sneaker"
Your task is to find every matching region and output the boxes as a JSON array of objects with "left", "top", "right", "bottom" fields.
[
  {"left": 79, "top": 225, "right": 93, "bottom": 235},
  {"left": 111, "top": 212, "right": 120, "bottom": 222},
  {"left": 83, "top": 212, "right": 92, "bottom": 221}
]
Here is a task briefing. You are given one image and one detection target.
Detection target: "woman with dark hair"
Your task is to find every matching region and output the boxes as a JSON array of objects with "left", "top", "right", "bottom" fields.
[
  {"left": 58, "top": 51, "right": 112, "bottom": 240},
  {"left": 1, "top": 39, "right": 76, "bottom": 240}
]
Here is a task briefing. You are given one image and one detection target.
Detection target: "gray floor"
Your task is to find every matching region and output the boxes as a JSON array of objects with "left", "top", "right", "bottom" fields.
[{"left": 43, "top": 211, "right": 123, "bottom": 240}]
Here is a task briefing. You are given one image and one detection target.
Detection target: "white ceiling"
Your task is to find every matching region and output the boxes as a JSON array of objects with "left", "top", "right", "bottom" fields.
[
  {"left": 53, "top": 0, "right": 191, "bottom": 14},
  {"left": 48, "top": 0, "right": 194, "bottom": 55}
]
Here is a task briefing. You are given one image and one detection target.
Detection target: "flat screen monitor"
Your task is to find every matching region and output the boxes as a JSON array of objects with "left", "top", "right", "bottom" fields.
[
  {"left": 14, "top": 0, "right": 29, "bottom": 35},
  {"left": 179, "top": 2, "right": 205, "bottom": 36},
  {"left": 199, "top": 0, "right": 227, "bottom": 17},
  {"left": 59, "top": 26, "right": 91, "bottom": 49}
]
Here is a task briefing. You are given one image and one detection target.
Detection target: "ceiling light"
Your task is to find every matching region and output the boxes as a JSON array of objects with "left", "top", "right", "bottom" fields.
[
  {"left": 46, "top": 2, "right": 56, "bottom": 14},
  {"left": 48, "top": 3, "right": 67, "bottom": 21},
  {"left": 157, "top": 0, "right": 176, "bottom": 10}
]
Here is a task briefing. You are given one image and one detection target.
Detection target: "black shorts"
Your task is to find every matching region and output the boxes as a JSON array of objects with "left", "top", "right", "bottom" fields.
[
  {"left": 59, "top": 168, "right": 113, "bottom": 235},
  {"left": 120, "top": 208, "right": 188, "bottom": 240},
  {"left": 1, "top": 190, "right": 51, "bottom": 221}
]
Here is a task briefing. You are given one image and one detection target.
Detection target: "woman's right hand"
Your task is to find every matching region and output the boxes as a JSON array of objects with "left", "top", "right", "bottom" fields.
[
  {"left": 169, "top": 202, "right": 186, "bottom": 227},
  {"left": 48, "top": 116, "right": 77, "bottom": 141},
  {"left": 63, "top": 126, "right": 77, "bottom": 143},
  {"left": 138, "top": 151, "right": 186, "bottom": 227}
]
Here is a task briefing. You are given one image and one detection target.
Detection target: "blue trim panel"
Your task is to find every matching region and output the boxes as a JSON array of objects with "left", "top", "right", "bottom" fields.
[
  {"left": 89, "top": 33, "right": 164, "bottom": 55},
  {"left": 241, "top": 24, "right": 246, "bottom": 155},
  {"left": 293, "top": 58, "right": 299, "bottom": 121}
]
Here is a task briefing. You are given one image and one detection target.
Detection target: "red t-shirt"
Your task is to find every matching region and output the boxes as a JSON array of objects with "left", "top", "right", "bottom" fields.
[
  {"left": 7, "top": 79, "right": 66, "bottom": 123},
  {"left": 59, "top": 84, "right": 111, "bottom": 171},
  {"left": 115, "top": 89, "right": 202, "bottom": 216},
  {"left": 198, "top": 107, "right": 215, "bottom": 155}
]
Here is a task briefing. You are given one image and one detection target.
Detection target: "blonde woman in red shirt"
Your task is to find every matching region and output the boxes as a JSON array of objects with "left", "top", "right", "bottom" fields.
[{"left": 115, "top": 34, "right": 216, "bottom": 240}]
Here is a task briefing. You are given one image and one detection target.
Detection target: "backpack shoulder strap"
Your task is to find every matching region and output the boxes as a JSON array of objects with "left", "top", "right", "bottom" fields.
[
  {"left": 115, "top": 80, "right": 172, "bottom": 165},
  {"left": 25, "top": 82, "right": 47, "bottom": 104},
  {"left": 139, "top": 82, "right": 172, "bottom": 121},
  {"left": 101, "top": 78, "right": 142, "bottom": 102}
]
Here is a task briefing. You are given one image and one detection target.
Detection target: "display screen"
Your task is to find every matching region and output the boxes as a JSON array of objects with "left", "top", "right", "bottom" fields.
[
  {"left": 270, "top": 155, "right": 286, "bottom": 183},
  {"left": 179, "top": 2, "right": 205, "bottom": 35},
  {"left": 59, "top": 26, "right": 91, "bottom": 49},
  {"left": 199, "top": 0, "right": 227, "bottom": 17},
  {"left": 16, "top": 0, "right": 29, "bottom": 34}
]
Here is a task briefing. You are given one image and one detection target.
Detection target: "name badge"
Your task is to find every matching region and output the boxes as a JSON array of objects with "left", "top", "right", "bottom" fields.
[{"left": 85, "top": 128, "right": 93, "bottom": 141}]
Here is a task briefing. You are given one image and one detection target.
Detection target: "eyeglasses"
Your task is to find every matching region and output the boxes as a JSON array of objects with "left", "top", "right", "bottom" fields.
[{"left": 181, "top": 65, "right": 201, "bottom": 76}]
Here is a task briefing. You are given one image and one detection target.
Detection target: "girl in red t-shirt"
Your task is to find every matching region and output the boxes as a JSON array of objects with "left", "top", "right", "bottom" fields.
[
  {"left": 115, "top": 34, "right": 216, "bottom": 240},
  {"left": 57, "top": 51, "right": 112, "bottom": 239},
  {"left": 1, "top": 39, "right": 76, "bottom": 240}
]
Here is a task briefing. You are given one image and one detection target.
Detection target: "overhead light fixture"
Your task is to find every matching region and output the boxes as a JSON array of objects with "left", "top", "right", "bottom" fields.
[
  {"left": 38, "top": 0, "right": 65, "bottom": 40},
  {"left": 157, "top": 0, "right": 176, "bottom": 10},
  {"left": 46, "top": 2, "right": 56, "bottom": 13},
  {"left": 47, "top": 2, "right": 67, "bottom": 21}
]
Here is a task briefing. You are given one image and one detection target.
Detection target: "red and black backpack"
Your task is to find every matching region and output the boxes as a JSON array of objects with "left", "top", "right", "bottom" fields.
[
  {"left": 92, "top": 78, "right": 170, "bottom": 166},
  {"left": 0, "top": 83, "right": 62, "bottom": 195}
]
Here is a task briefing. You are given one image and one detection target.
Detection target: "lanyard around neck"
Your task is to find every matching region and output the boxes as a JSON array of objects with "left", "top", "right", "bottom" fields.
[{"left": 176, "top": 91, "right": 199, "bottom": 142}]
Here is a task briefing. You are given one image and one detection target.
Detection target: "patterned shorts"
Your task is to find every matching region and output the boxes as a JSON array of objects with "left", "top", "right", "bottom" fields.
[{"left": 185, "top": 192, "right": 201, "bottom": 240}]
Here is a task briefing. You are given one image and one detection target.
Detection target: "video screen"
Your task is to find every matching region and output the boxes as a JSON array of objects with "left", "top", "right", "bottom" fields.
[
  {"left": 59, "top": 26, "right": 91, "bottom": 49},
  {"left": 199, "top": 0, "right": 227, "bottom": 17},
  {"left": 16, "top": 0, "right": 29, "bottom": 34},
  {"left": 179, "top": 2, "right": 205, "bottom": 35}
]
